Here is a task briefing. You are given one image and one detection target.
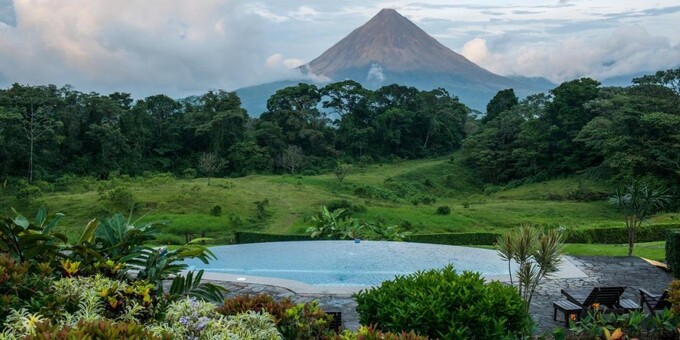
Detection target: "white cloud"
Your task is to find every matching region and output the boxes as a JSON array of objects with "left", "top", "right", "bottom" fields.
[
  {"left": 460, "top": 38, "right": 489, "bottom": 65},
  {"left": 461, "top": 25, "right": 680, "bottom": 82}
]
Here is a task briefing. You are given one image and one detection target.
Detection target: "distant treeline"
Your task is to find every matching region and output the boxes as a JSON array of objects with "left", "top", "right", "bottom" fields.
[
  {"left": 0, "top": 80, "right": 468, "bottom": 181},
  {"left": 462, "top": 69, "right": 680, "bottom": 193},
  {"left": 0, "top": 69, "right": 679, "bottom": 195}
]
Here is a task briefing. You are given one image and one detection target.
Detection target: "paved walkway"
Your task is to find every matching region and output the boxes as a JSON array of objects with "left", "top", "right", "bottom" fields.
[{"left": 206, "top": 256, "right": 673, "bottom": 333}]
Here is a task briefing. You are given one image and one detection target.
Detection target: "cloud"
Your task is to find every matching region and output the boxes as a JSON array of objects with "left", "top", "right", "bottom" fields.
[
  {"left": 366, "top": 63, "right": 385, "bottom": 84},
  {"left": 244, "top": 3, "right": 288, "bottom": 22},
  {"left": 460, "top": 38, "right": 489, "bottom": 65},
  {"left": 0, "top": 0, "right": 14, "bottom": 26},
  {"left": 0, "top": 0, "right": 310, "bottom": 97},
  {"left": 461, "top": 25, "right": 680, "bottom": 82},
  {"left": 266, "top": 53, "right": 304, "bottom": 69}
]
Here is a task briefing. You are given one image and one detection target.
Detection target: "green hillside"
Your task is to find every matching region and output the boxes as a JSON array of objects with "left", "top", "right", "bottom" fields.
[{"left": 5, "top": 154, "right": 676, "bottom": 247}]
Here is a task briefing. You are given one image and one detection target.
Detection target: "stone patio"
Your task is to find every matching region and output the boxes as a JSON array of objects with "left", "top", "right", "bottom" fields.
[{"left": 206, "top": 255, "right": 674, "bottom": 333}]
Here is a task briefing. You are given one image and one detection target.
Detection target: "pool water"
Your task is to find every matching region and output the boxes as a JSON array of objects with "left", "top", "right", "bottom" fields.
[{"left": 185, "top": 241, "right": 512, "bottom": 286}]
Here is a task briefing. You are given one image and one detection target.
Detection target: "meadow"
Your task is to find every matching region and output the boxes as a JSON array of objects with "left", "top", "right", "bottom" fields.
[{"left": 1, "top": 155, "right": 677, "bottom": 260}]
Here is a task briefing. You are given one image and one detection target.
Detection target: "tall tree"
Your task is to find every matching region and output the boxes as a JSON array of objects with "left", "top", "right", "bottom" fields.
[{"left": 0, "top": 84, "right": 62, "bottom": 182}]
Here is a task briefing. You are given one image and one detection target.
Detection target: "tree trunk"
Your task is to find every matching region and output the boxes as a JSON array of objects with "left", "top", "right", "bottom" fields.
[
  {"left": 29, "top": 134, "right": 34, "bottom": 183},
  {"left": 627, "top": 216, "right": 638, "bottom": 257}
]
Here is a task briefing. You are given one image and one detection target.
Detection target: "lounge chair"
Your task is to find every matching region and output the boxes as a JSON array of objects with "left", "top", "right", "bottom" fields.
[
  {"left": 554, "top": 286, "right": 641, "bottom": 324},
  {"left": 639, "top": 288, "right": 670, "bottom": 313}
]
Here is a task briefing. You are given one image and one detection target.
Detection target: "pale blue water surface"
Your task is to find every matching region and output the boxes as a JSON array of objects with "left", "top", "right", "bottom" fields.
[{"left": 185, "top": 240, "right": 508, "bottom": 286}]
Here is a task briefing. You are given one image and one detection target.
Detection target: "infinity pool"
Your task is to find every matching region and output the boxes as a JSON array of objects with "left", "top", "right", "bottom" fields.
[{"left": 185, "top": 241, "right": 514, "bottom": 286}]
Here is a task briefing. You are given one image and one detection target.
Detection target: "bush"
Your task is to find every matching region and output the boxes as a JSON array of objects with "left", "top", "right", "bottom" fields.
[
  {"left": 667, "top": 231, "right": 680, "bottom": 279},
  {"left": 354, "top": 265, "right": 531, "bottom": 338},
  {"left": 326, "top": 199, "right": 367, "bottom": 216},
  {"left": 31, "top": 319, "right": 167, "bottom": 339},
  {"left": 99, "top": 186, "right": 136, "bottom": 211},
  {"left": 216, "top": 294, "right": 332, "bottom": 340},
  {"left": 210, "top": 205, "right": 222, "bottom": 216},
  {"left": 354, "top": 185, "right": 398, "bottom": 201},
  {"left": 182, "top": 168, "right": 197, "bottom": 179},
  {"left": 435, "top": 206, "right": 450, "bottom": 215},
  {"left": 335, "top": 325, "right": 427, "bottom": 339}
]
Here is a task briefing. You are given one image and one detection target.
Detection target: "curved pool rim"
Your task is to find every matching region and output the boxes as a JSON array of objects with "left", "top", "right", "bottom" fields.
[{"left": 185, "top": 240, "right": 587, "bottom": 294}]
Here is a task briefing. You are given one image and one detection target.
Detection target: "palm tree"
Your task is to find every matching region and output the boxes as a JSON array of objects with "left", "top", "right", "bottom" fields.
[{"left": 609, "top": 180, "right": 671, "bottom": 256}]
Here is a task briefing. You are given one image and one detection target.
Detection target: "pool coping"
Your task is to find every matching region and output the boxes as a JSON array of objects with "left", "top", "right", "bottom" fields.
[{"left": 194, "top": 255, "right": 587, "bottom": 295}]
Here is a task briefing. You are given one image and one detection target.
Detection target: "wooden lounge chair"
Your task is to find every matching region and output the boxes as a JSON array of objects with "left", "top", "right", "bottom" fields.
[
  {"left": 554, "top": 286, "right": 641, "bottom": 324},
  {"left": 639, "top": 288, "right": 670, "bottom": 313}
]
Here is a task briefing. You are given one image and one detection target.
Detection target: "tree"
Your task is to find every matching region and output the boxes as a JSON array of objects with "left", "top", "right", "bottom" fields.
[
  {"left": 334, "top": 163, "right": 353, "bottom": 184},
  {"left": 484, "top": 88, "right": 518, "bottom": 123},
  {"left": 198, "top": 153, "right": 226, "bottom": 185},
  {"left": 0, "top": 84, "right": 62, "bottom": 182},
  {"left": 609, "top": 180, "right": 671, "bottom": 256},
  {"left": 281, "top": 145, "right": 305, "bottom": 175}
]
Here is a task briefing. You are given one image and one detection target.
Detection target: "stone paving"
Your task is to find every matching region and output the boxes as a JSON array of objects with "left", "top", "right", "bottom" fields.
[{"left": 206, "top": 256, "right": 673, "bottom": 334}]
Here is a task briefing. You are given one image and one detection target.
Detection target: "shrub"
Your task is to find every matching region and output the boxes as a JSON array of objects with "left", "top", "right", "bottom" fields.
[
  {"left": 335, "top": 325, "right": 427, "bottom": 339},
  {"left": 353, "top": 265, "right": 531, "bottom": 339},
  {"left": 667, "top": 231, "right": 680, "bottom": 279},
  {"left": 354, "top": 185, "right": 398, "bottom": 201},
  {"left": 216, "top": 294, "right": 332, "bottom": 339},
  {"left": 31, "top": 319, "right": 169, "bottom": 339},
  {"left": 99, "top": 186, "right": 136, "bottom": 211},
  {"left": 182, "top": 168, "right": 197, "bottom": 179},
  {"left": 327, "top": 199, "right": 367, "bottom": 217},
  {"left": 435, "top": 206, "right": 450, "bottom": 215},
  {"left": 210, "top": 205, "right": 222, "bottom": 216}
]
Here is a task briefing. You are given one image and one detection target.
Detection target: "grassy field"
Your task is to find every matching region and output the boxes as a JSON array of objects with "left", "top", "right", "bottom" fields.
[{"left": 1, "top": 154, "right": 677, "bottom": 259}]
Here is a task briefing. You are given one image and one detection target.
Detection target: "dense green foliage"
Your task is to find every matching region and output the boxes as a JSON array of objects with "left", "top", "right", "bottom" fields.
[
  {"left": 0, "top": 81, "right": 468, "bottom": 182},
  {"left": 667, "top": 231, "right": 680, "bottom": 278},
  {"left": 462, "top": 69, "right": 680, "bottom": 202},
  {"left": 353, "top": 265, "right": 531, "bottom": 339}
]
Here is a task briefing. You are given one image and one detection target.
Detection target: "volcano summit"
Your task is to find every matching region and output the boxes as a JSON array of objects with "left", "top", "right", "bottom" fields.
[{"left": 238, "top": 8, "right": 552, "bottom": 114}]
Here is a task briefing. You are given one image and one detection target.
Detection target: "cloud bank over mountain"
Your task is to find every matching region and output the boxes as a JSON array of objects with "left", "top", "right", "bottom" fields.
[{"left": 0, "top": 0, "right": 678, "bottom": 97}]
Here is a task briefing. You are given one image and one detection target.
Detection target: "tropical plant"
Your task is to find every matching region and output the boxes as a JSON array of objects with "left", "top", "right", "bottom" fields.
[
  {"left": 334, "top": 325, "right": 428, "bottom": 340},
  {"left": 126, "top": 240, "right": 226, "bottom": 303},
  {"left": 0, "top": 207, "right": 66, "bottom": 263},
  {"left": 496, "top": 224, "right": 564, "bottom": 309},
  {"left": 216, "top": 294, "right": 331, "bottom": 340},
  {"left": 307, "top": 206, "right": 353, "bottom": 239},
  {"left": 354, "top": 265, "right": 530, "bottom": 339},
  {"left": 609, "top": 180, "right": 671, "bottom": 256}
]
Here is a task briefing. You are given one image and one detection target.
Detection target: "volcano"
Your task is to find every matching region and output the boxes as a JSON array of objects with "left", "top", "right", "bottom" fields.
[
  {"left": 237, "top": 8, "right": 552, "bottom": 115},
  {"left": 303, "top": 8, "right": 509, "bottom": 85}
]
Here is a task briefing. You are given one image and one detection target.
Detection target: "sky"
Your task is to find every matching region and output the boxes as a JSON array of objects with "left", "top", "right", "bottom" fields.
[{"left": 0, "top": 0, "right": 679, "bottom": 98}]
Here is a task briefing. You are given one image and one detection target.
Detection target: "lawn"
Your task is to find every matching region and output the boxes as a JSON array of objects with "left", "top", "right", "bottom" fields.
[{"left": 1, "top": 154, "right": 673, "bottom": 257}]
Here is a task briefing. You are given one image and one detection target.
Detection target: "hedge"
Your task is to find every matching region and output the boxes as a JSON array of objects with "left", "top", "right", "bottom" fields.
[
  {"left": 234, "top": 232, "right": 312, "bottom": 244},
  {"left": 234, "top": 224, "right": 680, "bottom": 246},
  {"left": 564, "top": 224, "right": 680, "bottom": 244},
  {"left": 667, "top": 231, "right": 680, "bottom": 279},
  {"left": 405, "top": 232, "right": 500, "bottom": 246}
]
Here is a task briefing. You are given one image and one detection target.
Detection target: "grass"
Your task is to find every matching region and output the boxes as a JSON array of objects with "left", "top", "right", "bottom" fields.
[
  {"left": 564, "top": 242, "right": 667, "bottom": 262},
  {"left": 0, "top": 154, "right": 673, "bottom": 254}
]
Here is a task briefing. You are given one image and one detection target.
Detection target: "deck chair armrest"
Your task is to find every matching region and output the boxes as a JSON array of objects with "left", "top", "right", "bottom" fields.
[{"left": 639, "top": 288, "right": 661, "bottom": 300}]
